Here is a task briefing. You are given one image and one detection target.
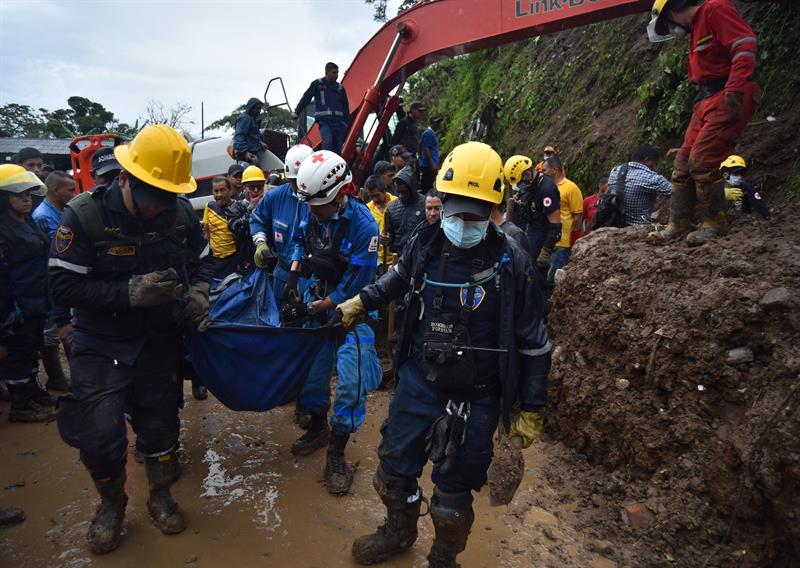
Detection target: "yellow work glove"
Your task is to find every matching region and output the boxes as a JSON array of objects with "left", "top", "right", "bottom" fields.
[
  {"left": 254, "top": 242, "right": 273, "bottom": 269},
  {"left": 724, "top": 187, "right": 744, "bottom": 202},
  {"left": 536, "top": 248, "right": 552, "bottom": 270},
  {"left": 508, "top": 410, "right": 545, "bottom": 449},
  {"left": 336, "top": 295, "right": 366, "bottom": 329}
]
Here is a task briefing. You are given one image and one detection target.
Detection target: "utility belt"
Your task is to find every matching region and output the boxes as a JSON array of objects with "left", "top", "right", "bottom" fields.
[
  {"left": 412, "top": 346, "right": 499, "bottom": 394},
  {"left": 698, "top": 75, "right": 755, "bottom": 99}
]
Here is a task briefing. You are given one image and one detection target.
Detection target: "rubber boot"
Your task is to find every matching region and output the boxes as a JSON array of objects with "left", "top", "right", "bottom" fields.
[
  {"left": 686, "top": 213, "right": 725, "bottom": 247},
  {"left": 42, "top": 344, "right": 70, "bottom": 391},
  {"left": 144, "top": 453, "right": 187, "bottom": 535},
  {"left": 646, "top": 222, "right": 688, "bottom": 245},
  {"left": 31, "top": 381, "right": 56, "bottom": 407},
  {"left": 191, "top": 379, "right": 207, "bottom": 401},
  {"left": 352, "top": 466, "right": 424, "bottom": 565},
  {"left": 295, "top": 402, "right": 312, "bottom": 430},
  {"left": 8, "top": 381, "right": 55, "bottom": 423},
  {"left": 87, "top": 471, "right": 128, "bottom": 554},
  {"left": 291, "top": 413, "right": 330, "bottom": 457},
  {"left": 427, "top": 489, "right": 475, "bottom": 568},
  {"left": 325, "top": 432, "right": 355, "bottom": 495}
]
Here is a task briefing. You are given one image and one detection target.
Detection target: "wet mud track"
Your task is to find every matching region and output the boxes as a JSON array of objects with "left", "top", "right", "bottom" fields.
[{"left": 0, "top": 386, "right": 617, "bottom": 568}]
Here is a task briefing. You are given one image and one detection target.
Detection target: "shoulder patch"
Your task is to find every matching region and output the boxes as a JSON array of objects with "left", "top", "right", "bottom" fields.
[
  {"left": 543, "top": 197, "right": 553, "bottom": 208},
  {"left": 55, "top": 225, "right": 74, "bottom": 254},
  {"left": 368, "top": 235, "right": 379, "bottom": 253}
]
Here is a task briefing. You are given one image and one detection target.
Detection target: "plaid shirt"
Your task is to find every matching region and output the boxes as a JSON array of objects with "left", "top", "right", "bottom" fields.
[{"left": 607, "top": 162, "right": 672, "bottom": 226}]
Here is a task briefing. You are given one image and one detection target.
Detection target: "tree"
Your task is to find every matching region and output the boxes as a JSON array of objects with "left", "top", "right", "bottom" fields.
[
  {"left": 140, "top": 100, "right": 194, "bottom": 131},
  {"left": 0, "top": 104, "right": 49, "bottom": 138},
  {"left": 364, "top": 0, "right": 419, "bottom": 22},
  {"left": 0, "top": 97, "right": 138, "bottom": 139},
  {"left": 207, "top": 103, "right": 296, "bottom": 136}
]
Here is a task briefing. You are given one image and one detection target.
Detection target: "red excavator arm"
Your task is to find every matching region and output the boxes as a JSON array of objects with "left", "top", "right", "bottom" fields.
[{"left": 301, "top": 0, "right": 651, "bottom": 181}]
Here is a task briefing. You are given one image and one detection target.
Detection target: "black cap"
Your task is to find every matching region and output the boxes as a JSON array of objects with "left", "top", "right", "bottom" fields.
[
  {"left": 441, "top": 194, "right": 492, "bottom": 219},
  {"left": 390, "top": 145, "right": 413, "bottom": 159},
  {"left": 228, "top": 164, "right": 245, "bottom": 177},
  {"left": 410, "top": 101, "right": 427, "bottom": 112},
  {"left": 373, "top": 160, "right": 394, "bottom": 175},
  {"left": 92, "top": 147, "right": 122, "bottom": 175},
  {"left": 131, "top": 180, "right": 177, "bottom": 210}
]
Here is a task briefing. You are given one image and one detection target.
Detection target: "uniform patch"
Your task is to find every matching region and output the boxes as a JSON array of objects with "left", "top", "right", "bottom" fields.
[
  {"left": 754, "top": 192, "right": 762, "bottom": 200},
  {"left": 460, "top": 285, "right": 486, "bottom": 311},
  {"left": 274, "top": 231, "right": 284, "bottom": 244},
  {"left": 106, "top": 246, "right": 136, "bottom": 256},
  {"left": 543, "top": 197, "right": 552, "bottom": 207},
  {"left": 368, "top": 235, "right": 379, "bottom": 253},
  {"left": 55, "top": 225, "right": 74, "bottom": 254}
]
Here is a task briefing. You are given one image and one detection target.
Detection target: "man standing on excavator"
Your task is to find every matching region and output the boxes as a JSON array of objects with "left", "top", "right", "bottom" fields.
[
  {"left": 292, "top": 62, "right": 351, "bottom": 153},
  {"left": 647, "top": 0, "right": 759, "bottom": 245}
]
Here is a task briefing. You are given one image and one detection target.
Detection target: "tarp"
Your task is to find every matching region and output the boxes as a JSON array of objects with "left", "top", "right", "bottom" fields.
[{"left": 190, "top": 269, "right": 333, "bottom": 411}]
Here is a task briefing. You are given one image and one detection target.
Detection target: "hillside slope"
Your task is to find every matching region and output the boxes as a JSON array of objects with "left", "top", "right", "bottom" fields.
[{"left": 406, "top": 2, "right": 800, "bottom": 199}]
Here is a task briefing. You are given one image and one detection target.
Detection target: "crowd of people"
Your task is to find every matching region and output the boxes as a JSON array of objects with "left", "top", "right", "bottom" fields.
[{"left": 0, "top": 1, "right": 771, "bottom": 565}]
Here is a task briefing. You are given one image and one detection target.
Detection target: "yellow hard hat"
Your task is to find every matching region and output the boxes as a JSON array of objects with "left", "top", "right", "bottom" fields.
[
  {"left": 0, "top": 164, "right": 46, "bottom": 196},
  {"left": 720, "top": 155, "right": 747, "bottom": 170},
  {"left": 114, "top": 124, "right": 196, "bottom": 194},
  {"left": 503, "top": 155, "right": 533, "bottom": 185},
  {"left": 242, "top": 165, "right": 266, "bottom": 184},
  {"left": 436, "top": 141, "right": 504, "bottom": 205}
]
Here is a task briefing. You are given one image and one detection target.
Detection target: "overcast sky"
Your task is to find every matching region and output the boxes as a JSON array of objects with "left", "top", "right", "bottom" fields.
[{"left": 0, "top": 0, "right": 403, "bottom": 137}]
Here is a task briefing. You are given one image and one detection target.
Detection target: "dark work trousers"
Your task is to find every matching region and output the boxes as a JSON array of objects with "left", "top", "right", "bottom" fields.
[
  {"left": 57, "top": 340, "right": 181, "bottom": 479},
  {"left": 1, "top": 315, "right": 45, "bottom": 394},
  {"left": 378, "top": 358, "right": 499, "bottom": 494},
  {"left": 420, "top": 167, "right": 437, "bottom": 193},
  {"left": 318, "top": 121, "right": 348, "bottom": 153}
]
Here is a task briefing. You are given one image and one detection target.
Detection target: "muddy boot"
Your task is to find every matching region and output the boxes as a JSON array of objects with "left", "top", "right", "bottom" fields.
[
  {"left": 426, "top": 489, "right": 474, "bottom": 568},
  {"left": 325, "top": 432, "right": 355, "bottom": 495},
  {"left": 686, "top": 214, "right": 725, "bottom": 247},
  {"left": 8, "top": 382, "right": 55, "bottom": 423},
  {"left": 291, "top": 413, "right": 330, "bottom": 457},
  {"left": 87, "top": 471, "right": 128, "bottom": 554},
  {"left": 0, "top": 380, "right": 10, "bottom": 402},
  {"left": 42, "top": 345, "right": 70, "bottom": 391},
  {"left": 352, "top": 467, "right": 423, "bottom": 565},
  {"left": 294, "top": 402, "right": 311, "bottom": 430},
  {"left": 646, "top": 222, "right": 688, "bottom": 245},
  {"left": 191, "top": 379, "right": 207, "bottom": 401},
  {"left": 144, "top": 453, "right": 187, "bottom": 535},
  {"left": 31, "top": 382, "right": 56, "bottom": 407}
]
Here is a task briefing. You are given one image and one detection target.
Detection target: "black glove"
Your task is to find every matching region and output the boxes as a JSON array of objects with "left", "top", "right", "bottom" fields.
[
  {"left": 129, "top": 269, "right": 182, "bottom": 308},
  {"left": 280, "top": 300, "right": 316, "bottom": 324},
  {"left": 284, "top": 270, "right": 300, "bottom": 302}
]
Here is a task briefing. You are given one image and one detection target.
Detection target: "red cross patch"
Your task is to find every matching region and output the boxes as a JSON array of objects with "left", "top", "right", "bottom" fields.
[
  {"left": 300, "top": 183, "right": 307, "bottom": 190},
  {"left": 311, "top": 153, "right": 325, "bottom": 164},
  {"left": 295, "top": 160, "right": 301, "bottom": 167}
]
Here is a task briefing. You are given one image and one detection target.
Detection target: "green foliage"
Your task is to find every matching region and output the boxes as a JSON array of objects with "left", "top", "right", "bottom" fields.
[
  {"left": 364, "top": 0, "right": 418, "bottom": 22},
  {"left": 207, "top": 103, "right": 295, "bottom": 136},
  {"left": 635, "top": 47, "right": 695, "bottom": 141},
  {"left": 0, "top": 97, "right": 137, "bottom": 139}
]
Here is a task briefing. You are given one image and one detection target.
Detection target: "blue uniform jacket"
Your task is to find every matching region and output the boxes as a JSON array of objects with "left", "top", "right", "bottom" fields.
[
  {"left": 0, "top": 212, "right": 51, "bottom": 340},
  {"left": 295, "top": 78, "right": 350, "bottom": 124},
  {"left": 249, "top": 183, "right": 309, "bottom": 270},
  {"left": 48, "top": 183, "right": 213, "bottom": 364},
  {"left": 296, "top": 198, "right": 378, "bottom": 305},
  {"left": 233, "top": 98, "right": 263, "bottom": 155}
]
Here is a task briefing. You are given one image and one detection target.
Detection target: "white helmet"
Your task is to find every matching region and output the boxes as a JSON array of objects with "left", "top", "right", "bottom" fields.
[
  {"left": 296, "top": 150, "right": 351, "bottom": 205},
  {"left": 284, "top": 144, "right": 313, "bottom": 180}
]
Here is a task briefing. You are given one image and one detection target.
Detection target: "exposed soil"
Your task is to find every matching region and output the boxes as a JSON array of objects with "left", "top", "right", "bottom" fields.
[{"left": 547, "top": 208, "right": 800, "bottom": 567}]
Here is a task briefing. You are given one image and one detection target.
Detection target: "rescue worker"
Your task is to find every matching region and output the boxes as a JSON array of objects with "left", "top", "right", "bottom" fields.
[
  {"left": 91, "top": 148, "right": 123, "bottom": 187},
  {"left": 32, "top": 170, "right": 75, "bottom": 387},
  {"left": 504, "top": 155, "right": 561, "bottom": 268},
  {"left": 49, "top": 125, "right": 213, "bottom": 554},
  {"left": 241, "top": 165, "right": 266, "bottom": 208},
  {"left": 250, "top": 144, "right": 313, "bottom": 308},
  {"left": 0, "top": 165, "right": 55, "bottom": 422},
  {"left": 719, "top": 155, "right": 769, "bottom": 218},
  {"left": 647, "top": 0, "right": 760, "bottom": 245},
  {"left": 334, "top": 142, "right": 551, "bottom": 567},
  {"left": 292, "top": 62, "right": 350, "bottom": 153},
  {"left": 233, "top": 97, "right": 266, "bottom": 164},
  {"left": 280, "top": 150, "right": 381, "bottom": 495}
]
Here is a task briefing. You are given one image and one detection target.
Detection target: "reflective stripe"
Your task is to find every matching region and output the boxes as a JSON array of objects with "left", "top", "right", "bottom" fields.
[
  {"left": 732, "top": 51, "right": 756, "bottom": 62},
  {"left": 48, "top": 258, "right": 92, "bottom": 274},
  {"left": 320, "top": 87, "right": 326, "bottom": 107},
  {"left": 316, "top": 110, "right": 334, "bottom": 117},
  {"left": 731, "top": 36, "right": 756, "bottom": 49},
  {"left": 693, "top": 43, "right": 711, "bottom": 53},
  {"left": 252, "top": 231, "right": 267, "bottom": 245},
  {"left": 518, "top": 341, "right": 552, "bottom": 357},
  {"left": 4, "top": 377, "right": 34, "bottom": 386},
  {"left": 138, "top": 443, "right": 177, "bottom": 459},
  {"left": 199, "top": 243, "right": 210, "bottom": 260}
]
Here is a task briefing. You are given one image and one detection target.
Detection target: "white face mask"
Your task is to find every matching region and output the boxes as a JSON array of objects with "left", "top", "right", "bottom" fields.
[
  {"left": 727, "top": 175, "right": 743, "bottom": 186},
  {"left": 669, "top": 24, "right": 689, "bottom": 38}
]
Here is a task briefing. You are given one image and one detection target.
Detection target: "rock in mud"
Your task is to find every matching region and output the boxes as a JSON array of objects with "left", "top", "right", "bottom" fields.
[
  {"left": 0, "top": 507, "right": 25, "bottom": 528},
  {"left": 488, "top": 437, "right": 525, "bottom": 506},
  {"left": 621, "top": 503, "right": 655, "bottom": 531},
  {"left": 760, "top": 286, "right": 790, "bottom": 307},
  {"left": 589, "top": 539, "right": 614, "bottom": 555},
  {"left": 726, "top": 347, "right": 754, "bottom": 365}
]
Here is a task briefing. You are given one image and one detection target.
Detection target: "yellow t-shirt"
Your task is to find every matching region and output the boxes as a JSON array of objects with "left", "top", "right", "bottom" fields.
[
  {"left": 203, "top": 202, "right": 237, "bottom": 259},
  {"left": 556, "top": 178, "right": 583, "bottom": 248},
  {"left": 367, "top": 193, "right": 397, "bottom": 264}
]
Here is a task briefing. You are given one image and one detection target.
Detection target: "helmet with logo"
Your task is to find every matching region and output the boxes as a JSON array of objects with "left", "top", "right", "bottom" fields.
[
  {"left": 719, "top": 155, "right": 747, "bottom": 171},
  {"left": 284, "top": 144, "right": 313, "bottom": 180},
  {"left": 114, "top": 124, "right": 196, "bottom": 194},
  {"left": 503, "top": 155, "right": 533, "bottom": 186},
  {"left": 648, "top": 0, "right": 695, "bottom": 42},
  {"left": 242, "top": 165, "right": 266, "bottom": 184},
  {"left": 296, "top": 151, "right": 352, "bottom": 205},
  {"left": 436, "top": 141, "right": 504, "bottom": 219},
  {"left": 0, "top": 164, "right": 46, "bottom": 196}
]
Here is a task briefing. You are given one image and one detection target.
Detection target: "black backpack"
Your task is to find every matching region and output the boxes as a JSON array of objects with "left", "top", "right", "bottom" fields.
[{"left": 590, "top": 163, "right": 629, "bottom": 230}]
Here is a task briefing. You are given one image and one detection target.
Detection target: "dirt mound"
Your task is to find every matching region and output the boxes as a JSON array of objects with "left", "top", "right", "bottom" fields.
[{"left": 546, "top": 210, "right": 800, "bottom": 567}]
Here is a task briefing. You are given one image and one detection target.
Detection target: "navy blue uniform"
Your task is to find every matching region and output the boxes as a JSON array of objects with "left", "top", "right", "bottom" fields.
[
  {"left": 0, "top": 211, "right": 50, "bottom": 393},
  {"left": 295, "top": 78, "right": 350, "bottom": 153},
  {"left": 518, "top": 175, "right": 560, "bottom": 260},
  {"left": 49, "top": 182, "right": 212, "bottom": 479},
  {"left": 736, "top": 181, "right": 770, "bottom": 218},
  {"left": 233, "top": 98, "right": 263, "bottom": 159},
  {"left": 296, "top": 198, "right": 382, "bottom": 433}
]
